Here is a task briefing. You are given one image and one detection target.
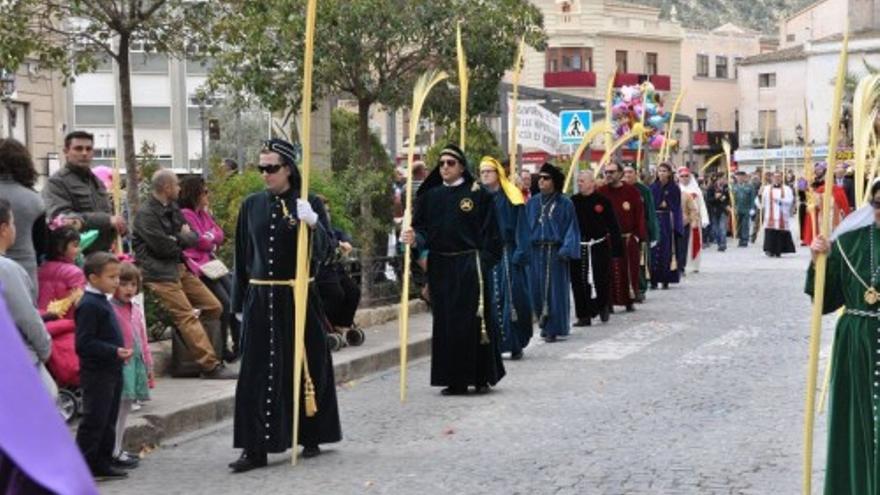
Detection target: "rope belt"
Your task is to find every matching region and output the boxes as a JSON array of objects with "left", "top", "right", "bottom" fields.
[
  {"left": 433, "top": 250, "right": 489, "bottom": 344},
  {"left": 502, "top": 245, "right": 518, "bottom": 323},
  {"left": 580, "top": 238, "right": 606, "bottom": 247},
  {"left": 249, "top": 278, "right": 317, "bottom": 417},
  {"left": 845, "top": 308, "right": 880, "bottom": 320},
  {"left": 581, "top": 238, "right": 606, "bottom": 299}
]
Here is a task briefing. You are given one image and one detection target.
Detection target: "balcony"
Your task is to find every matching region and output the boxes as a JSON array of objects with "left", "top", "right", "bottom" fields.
[
  {"left": 613, "top": 73, "right": 640, "bottom": 87},
  {"left": 649, "top": 74, "right": 671, "bottom": 91},
  {"left": 693, "top": 131, "right": 709, "bottom": 147},
  {"left": 544, "top": 71, "right": 597, "bottom": 88}
]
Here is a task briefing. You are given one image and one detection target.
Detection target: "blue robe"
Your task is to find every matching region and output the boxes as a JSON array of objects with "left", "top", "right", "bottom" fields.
[
  {"left": 526, "top": 192, "right": 581, "bottom": 337},
  {"left": 488, "top": 190, "right": 533, "bottom": 354},
  {"left": 649, "top": 180, "right": 684, "bottom": 285}
]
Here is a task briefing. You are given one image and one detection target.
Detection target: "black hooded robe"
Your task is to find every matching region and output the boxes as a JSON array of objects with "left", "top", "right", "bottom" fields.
[
  {"left": 570, "top": 191, "right": 623, "bottom": 319},
  {"left": 231, "top": 189, "right": 342, "bottom": 454},
  {"left": 413, "top": 174, "right": 505, "bottom": 388}
]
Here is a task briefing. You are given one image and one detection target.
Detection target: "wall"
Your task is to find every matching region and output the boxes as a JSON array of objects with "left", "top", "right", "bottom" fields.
[{"left": 780, "top": 0, "right": 847, "bottom": 48}]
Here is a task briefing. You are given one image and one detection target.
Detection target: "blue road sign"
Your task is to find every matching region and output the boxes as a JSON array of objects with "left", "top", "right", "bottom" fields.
[{"left": 559, "top": 110, "right": 593, "bottom": 145}]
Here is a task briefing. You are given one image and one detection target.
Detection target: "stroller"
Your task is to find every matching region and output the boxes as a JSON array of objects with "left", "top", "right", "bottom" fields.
[{"left": 45, "top": 317, "right": 82, "bottom": 422}]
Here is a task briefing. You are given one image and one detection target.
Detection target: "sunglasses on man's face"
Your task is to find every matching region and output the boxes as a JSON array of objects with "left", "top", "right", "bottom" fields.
[
  {"left": 258, "top": 164, "right": 284, "bottom": 175},
  {"left": 538, "top": 174, "right": 552, "bottom": 181},
  {"left": 438, "top": 159, "right": 458, "bottom": 167}
]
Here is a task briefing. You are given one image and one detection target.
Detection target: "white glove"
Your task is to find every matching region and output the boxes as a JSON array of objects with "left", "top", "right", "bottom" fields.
[
  {"left": 296, "top": 199, "right": 318, "bottom": 227},
  {"left": 235, "top": 313, "right": 243, "bottom": 322}
]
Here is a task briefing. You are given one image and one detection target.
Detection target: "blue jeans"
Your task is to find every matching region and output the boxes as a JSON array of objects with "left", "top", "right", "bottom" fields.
[
  {"left": 712, "top": 212, "right": 728, "bottom": 250},
  {"left": 736, "top": 212, "right": 750, "bottom": 246}
]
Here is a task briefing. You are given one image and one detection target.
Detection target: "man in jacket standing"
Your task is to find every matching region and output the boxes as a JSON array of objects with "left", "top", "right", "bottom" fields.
[{"left": 133, "top": 169, "right": 234, "bottom": 379}]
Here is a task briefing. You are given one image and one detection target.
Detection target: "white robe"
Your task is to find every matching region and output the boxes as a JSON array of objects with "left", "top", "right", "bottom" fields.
[
  {"left": 679, "top": 179, "right": 708, "bottom": 272},
  {"left": 758, "top": 185, "right": 795, "bottom": 231}
]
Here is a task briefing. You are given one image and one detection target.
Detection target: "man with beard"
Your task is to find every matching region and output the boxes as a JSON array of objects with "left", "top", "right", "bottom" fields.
[
  {"left": 401, "top": 144, "right": 504, "bottom": 395},
  {"left": 570, "top": 170, "right": 622, "bottom": 326},
  {"left": 229, "top": 138, "right": 341, "bottom": 472},
  {"left": 623, "top": 165, "right": 658, "bottom": 301},
  {"left": 525, "top": 163, "right": 580, "bottom": 342},
  {"left": 479, "top": 157, "right": 532, "bottom": 360},
  {"left": 599, "top": 162, "right": 647, "bottom": 312}
]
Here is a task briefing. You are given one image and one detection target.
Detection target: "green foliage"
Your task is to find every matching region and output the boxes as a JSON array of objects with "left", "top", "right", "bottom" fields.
[
  {"left": 206, "top": 167, "right": 266, "bottom": 265},
  {"left": 426, "top": 121, "right": 504, "bottom": 171}
]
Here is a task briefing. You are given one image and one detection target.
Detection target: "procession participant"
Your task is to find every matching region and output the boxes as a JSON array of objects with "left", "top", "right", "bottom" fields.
[
  {"left": 758, "top": 171, "right": 797, "bottom": 257},
  {"left": 802, "top": 162, "right": 851, "bottom": 247},
  {"left": 678, "top": 167, "right": 710, "bottom": 270},
  {"left": 732, "top": 171, "right": 757, "bottom": 248},
  {"left": 649, "top": 163, "right": 683, "bottom": 289},
  {"left": 519, "top": 170, "right": 533, "bottom": 203},
  {"left": 600, "top": 162, "right": 647, "bottom": 312},
  {"left": 401, "top": 144, "right": 505, "bottom": 395},
  {"left": 806, "top": 180, "right": 880, "bottom": 493},
  {"left": 525, "top": 163, "right": 580, "bottom": 342},
  {"left": 229, "top": 138, "right": 341, "bottom": 473},
  {"left": 570, "top": 170, "right": 622, "bottom": 326},
  {"left": 479, "top": 157, "right": 532, "bottom": 360},
  {"left": 623, "top": 165, "right": 658, "bottom": 300},
  {"left": 707, "top": 174, "right": 731, "bottom": 252}
]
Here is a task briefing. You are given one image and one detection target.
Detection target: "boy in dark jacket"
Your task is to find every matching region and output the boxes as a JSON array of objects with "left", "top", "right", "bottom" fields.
[{"left": 75, "top": 251, "right": 130, "bottom": 479}]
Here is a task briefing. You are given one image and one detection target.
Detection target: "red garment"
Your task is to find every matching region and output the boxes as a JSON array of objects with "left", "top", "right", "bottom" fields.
[
  {"left": 691, "top": 227, "right": 702, "bottom": 259},
  {"left": 598, "top": 183, "right": 647, "bottom": 306},
  {"left": 45, "top": 319, "right": 79, "bottom": 387},
  {"left": 802, "top": 184, "right": 851, "bottom": 246},
  {"left": 111, "top": 299, "right": 153, "bottom": 371},
  {"left": 37, "top": 260, "right": 85, "bottom": 320}
]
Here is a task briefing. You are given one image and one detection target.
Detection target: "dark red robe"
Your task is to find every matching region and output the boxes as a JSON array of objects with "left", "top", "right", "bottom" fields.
[{"left": 597, "top": 183, "right": 647, "bottom": 306}]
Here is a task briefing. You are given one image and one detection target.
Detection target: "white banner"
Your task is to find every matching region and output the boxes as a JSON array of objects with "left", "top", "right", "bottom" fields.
[{"left": 509, "top": 100, "right": 563, "bottom": 155}]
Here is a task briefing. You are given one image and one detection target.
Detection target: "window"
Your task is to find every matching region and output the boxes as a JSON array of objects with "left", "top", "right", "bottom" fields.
[
  {"left": 759, "top": 72, "right": 776, "bottom": 88},
  {"left": 646, "top": 52, "right": 658, "bottom": 75},
  {"left": 715, "top": 56, "right": 728, "bottom": 79},
  {"left": 696, "top": 54, "right": 709, "bottom": 77},
  {"left": 786, "top": 34, "right": 795, "bottom": 42},
  {"left": 132, "top": 107, "right": 171, "bottom": 128},
  {"left": 545, "top": 47, "right": 593, "bottom": 73},
  {"left": 696, "top": 108, "right": 708, "bottom": 132},
  {"left": 758, "top": 110, "right": 778, "bottom": 139},
  {"left": 734, "top": 57, "right": 743, "bottom": 79},
  {"left": 615, "top": 50, "right": 628, "bottom": 73},
  {"left": 75, "top": 105, "right": 115, "bottom": 126}
]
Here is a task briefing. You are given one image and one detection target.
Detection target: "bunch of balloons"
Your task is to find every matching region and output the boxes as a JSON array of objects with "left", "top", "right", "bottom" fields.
[{"left": 610, "top": 81, "right": 674, "bottom": 150}]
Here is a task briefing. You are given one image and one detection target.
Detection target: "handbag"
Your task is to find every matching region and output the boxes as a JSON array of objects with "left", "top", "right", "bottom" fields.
[{"left": 200, "top": 258, "right": 230, "bottom": 280}]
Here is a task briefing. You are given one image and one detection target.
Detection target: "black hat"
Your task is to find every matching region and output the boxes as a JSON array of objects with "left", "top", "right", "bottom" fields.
[
  {"left": 417, "top": 143, "right": 474, "bottom": 197},
  {"left": 262, "top": 138, "right": 302, "bottom": 191},
  {"left": 539, "top": 162, "right": 564, "bottom": 192}
]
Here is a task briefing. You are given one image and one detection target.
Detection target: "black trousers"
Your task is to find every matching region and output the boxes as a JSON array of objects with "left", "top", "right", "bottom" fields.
[
  {"left": 317, "top": 271, "right": 361, "bottom": 328},
  {"left": 75, "top": 367, "right": 122, "bottom": 470},
  {"left": 202, "top": 273, "right": 241, "bottom": 353}
]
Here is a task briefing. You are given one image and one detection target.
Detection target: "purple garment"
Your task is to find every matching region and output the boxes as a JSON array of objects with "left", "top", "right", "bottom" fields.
[{"left": 0, "top": 283, "right": 97, "bottom": 495}]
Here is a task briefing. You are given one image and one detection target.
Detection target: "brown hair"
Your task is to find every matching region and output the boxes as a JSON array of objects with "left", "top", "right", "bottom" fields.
[
  {"left": 83, "top": 251, "right": 119, "bottom": 278},
  {"left": 0, "top": 138, "right": 37, "bottom": 188},
  {"left": 118, "top": 262, "right": 142, "bottom": 292},
  {"left": 179, "top": 176, "right": 206, "bottom": 210}
]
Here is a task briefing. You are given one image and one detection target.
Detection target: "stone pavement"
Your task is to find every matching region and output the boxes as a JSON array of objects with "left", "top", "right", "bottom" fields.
[{"left": 104, "top": 244, "right": 838, "bottom": 494}]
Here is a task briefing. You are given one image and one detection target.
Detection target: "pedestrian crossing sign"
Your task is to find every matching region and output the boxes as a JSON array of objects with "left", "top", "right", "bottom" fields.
[{"left": 559, "top": 110, "right": 593, "bottom": 145}]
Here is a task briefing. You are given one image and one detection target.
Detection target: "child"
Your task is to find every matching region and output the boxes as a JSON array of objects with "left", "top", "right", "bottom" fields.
[
  {"left": 110, "top": 262, "right": 152, "bottom": 468},
  {"left": 75, "top": 251, "right": 131, "bottom": 480}
]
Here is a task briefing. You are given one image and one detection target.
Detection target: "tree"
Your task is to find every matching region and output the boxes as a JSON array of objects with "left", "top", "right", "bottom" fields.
[
  {"left": 206, "top": 0, "right": 545, "bottom": 259},
  {"left": 0, "top": 0, "right": 210, "bottom": 213}
]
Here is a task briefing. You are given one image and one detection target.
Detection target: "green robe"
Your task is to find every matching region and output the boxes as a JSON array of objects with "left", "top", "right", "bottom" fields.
[
  {"left": 635, "top": 182, "right": 660, "bottom": 295},
  {"left": 806, "top": 225, "right": 880, "bottom": 495}
]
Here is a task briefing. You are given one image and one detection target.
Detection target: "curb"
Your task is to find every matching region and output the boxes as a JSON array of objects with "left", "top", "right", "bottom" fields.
[{"left": 124, "top": 303, "right": 431, "bottom": 451}]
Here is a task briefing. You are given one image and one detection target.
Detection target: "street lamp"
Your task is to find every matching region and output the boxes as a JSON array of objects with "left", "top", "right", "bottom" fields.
[{"left": 0, "top": 69, "right": 16, "bottom": 138}]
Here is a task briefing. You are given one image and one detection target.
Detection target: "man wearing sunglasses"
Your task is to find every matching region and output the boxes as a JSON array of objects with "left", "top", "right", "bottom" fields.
[
  {"left": 598, "top": 161, "right": 647, "bottom": 312},
  {"left": 525, "top": 162, "right": 580, "bottom": 342},
  {"left": 228, "top": 138, "right": 341, "bottom": 472},
  {"left": 401, "top": 144, "right": 505, "bottom": 396}
]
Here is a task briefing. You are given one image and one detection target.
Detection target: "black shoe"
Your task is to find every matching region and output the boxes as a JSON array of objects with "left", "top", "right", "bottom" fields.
[
  {"left": 625, "top": 304, "right": 635, "bottom": 312},
  {"left": 599, "top": 307, "right": 610, "bottom": 323},
  {"left": 202, "top": 364, "right": 238, "bottom": 380},
  {"left": 302, "top": 445, "right": 321, "bottom": 458},
  {"left": 223, "top": 349, "right": 239, "bottom": 363},
  {"left": 92, "top": 465, "right": 128, "bottom": 480},
  {"left": 510, "top": 351, "right": 524, "bottom": 360},
  {"left": 574, "top": 318, "right": 590, "bottom": 327},
  {"left": 441, "top": 386, "right": 468, "bottom": 396},
  {"left": 661, "top": 283, "right": 669, "bottom": 290},
  {"left": 474, "top": 384, "right": 490, "bottom": 395},
  {"left": 650, "top": 284, "right": 658, "bottom": 290},
  {"left": 544, "top": 335, "right": 557, "bottom": 343},
  {"left": 111, "top": 452, "right": 139, "bottom": 469},
  {"left": 229, "top": 451, "right": 267, "bottom": 473}
]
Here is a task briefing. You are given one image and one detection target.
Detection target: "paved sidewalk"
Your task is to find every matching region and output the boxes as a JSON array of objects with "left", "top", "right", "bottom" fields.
[{"left": 123, "top": 307, "right": 433, "bottom": 451}]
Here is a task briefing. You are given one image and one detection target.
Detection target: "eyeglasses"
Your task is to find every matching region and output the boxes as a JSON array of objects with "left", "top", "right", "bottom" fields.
[
  {"left": 438, "top": 159, "right": 458, "bottom": 167},
  {"left": 538, "top": 174, "right": 552, "bottom": 181},
  {"left": 258, "top": 164, "right": 283, "bottom": 175}
]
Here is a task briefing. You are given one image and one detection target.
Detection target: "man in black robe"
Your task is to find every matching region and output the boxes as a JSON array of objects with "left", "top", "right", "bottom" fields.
[
  {"left": 401, "top": 144, "right": 505, "bottom": 395},
  {"left": 229, "top": 139, "right": 341, "bottom": 472},
  {"left": 570, "top": 170, "right": 623, "bottom": 326}
]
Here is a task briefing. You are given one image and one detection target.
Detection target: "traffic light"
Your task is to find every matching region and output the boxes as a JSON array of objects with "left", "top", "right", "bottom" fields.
[{"left": 208, "top": 119, "right": 220, "bottom": 141}]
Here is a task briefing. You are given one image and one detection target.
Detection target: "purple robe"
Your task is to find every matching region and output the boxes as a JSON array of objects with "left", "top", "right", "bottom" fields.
[{"left": 649, "top": 180, "right": 683, "bottom": 285}]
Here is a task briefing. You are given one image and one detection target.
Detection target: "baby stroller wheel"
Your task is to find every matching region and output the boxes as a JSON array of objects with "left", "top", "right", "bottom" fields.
[
  {"left": 345, "top": 326, "right": 365, "bottom": 347},
  {"left": 57, "top": 388, "right": 78, "bottom": 423},
  {"left": 326, "top": 333, "right": 345, "bottom": 352}
]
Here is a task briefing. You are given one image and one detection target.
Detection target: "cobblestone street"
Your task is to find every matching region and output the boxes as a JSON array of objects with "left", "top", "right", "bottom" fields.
[{"left": 105, "top": 245, "right": 834, "bottom": 494}]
